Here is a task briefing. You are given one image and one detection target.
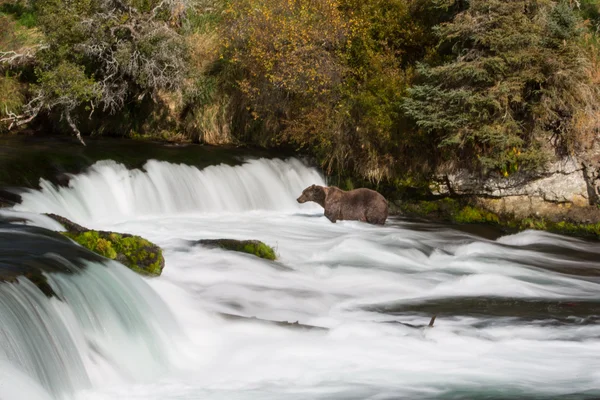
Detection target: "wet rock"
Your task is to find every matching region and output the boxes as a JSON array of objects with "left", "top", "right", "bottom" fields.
[
  {"left": 426, "top": 157, "right": 600, "bottom": 225},
  {"left": 436, "top": 158, "right": 590, "bottom": 205},
  {"left": 0, "top": 188, "right": 22, "bottom": 208},
  {"left": 195, "top": 239, "right": 277, "bottom": 260},
  {"left": 45, "top": 214, "right": 165, "bottom": 276},
  {"left": 0, "top": 223, "right": 105, "bottom": 297}
]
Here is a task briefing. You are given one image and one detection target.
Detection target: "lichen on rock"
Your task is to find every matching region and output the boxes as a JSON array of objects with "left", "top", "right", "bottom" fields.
[
  {"left": 195, "top": 239, "right": 277, "bottom": 260},
  {"left": 46, "top": 213, "right": 165, "bottom": 276}
]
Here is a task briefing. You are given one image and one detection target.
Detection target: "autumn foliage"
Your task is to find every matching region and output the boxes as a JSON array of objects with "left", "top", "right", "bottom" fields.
[{"left": 1, "top": 0, "right": 600, "bottom": 184}]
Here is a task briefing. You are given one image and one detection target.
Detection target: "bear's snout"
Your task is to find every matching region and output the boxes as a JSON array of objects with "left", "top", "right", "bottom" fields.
[{"left": 297, "top": 195, "right": 305, "bottom": 203}]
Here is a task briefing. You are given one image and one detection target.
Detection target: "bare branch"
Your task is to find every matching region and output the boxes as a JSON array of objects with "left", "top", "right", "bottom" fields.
[
  {"left": 64, "top": 112, "right": 86, "bottom": 146},
  {"left": 0, "top": 45, "right": 48, "bottom": 68}
]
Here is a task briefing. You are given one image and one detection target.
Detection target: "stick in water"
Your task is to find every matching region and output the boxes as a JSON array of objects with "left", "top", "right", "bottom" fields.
[{"left": 428, "top": 315, "right": 436, "bottom": 327}]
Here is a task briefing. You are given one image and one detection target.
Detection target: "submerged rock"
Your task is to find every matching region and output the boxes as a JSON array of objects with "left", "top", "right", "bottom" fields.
[
  {"left": 0, "top": 222, "right": 106, "bottom": 297},
  {"left": 45, "top": 213, "right": 165, "bottom": 276},
  {"left": 195, "top": 239, "right": 277, "bottom": 260}
]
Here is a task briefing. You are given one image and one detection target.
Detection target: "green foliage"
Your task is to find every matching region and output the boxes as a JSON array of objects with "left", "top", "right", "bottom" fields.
[
  {"left": 2, "top": 0, "right": 600, "bottom": 205},
  {"left": 37, "top": 62, "right": 99, "bottom": 105},
  {"left": 404, "top": 0, "right": 597, "bottom": 175},
  {"left": 0, "top": 75, "right": 24, "bottom": 133},
  {"left": 399, "top": 197, "right": 600, "bottom": 239},
  {"left": 454, "top": 206, "right": 500, "bottom": 224},
  {"left": 223, "top": 0, "right": 423, "bottom": 181},
  {"left": 1, "top": 0, "right": 191, "bottom": 140},
  {"left": 579, "top": 0, "right": 600, "bottom": 31},
  {"left": 0, "top": 1, "right": 37, "bottom": 27},
  {"left": 399, "top": 197, "right": 460, "bottom": 220}
]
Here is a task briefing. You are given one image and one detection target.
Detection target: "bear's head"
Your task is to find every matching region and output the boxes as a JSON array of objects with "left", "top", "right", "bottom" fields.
[{"left": 297, "top": 184, "right": 326, "bottom": 206}]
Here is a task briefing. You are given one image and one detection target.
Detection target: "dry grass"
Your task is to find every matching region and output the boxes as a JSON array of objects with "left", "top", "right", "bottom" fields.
[
  {"left": 571, "top": 35, "right": 600, "bottom": 153},
  {"left": 187, "top": 31, "right": 219, "bottom": 73}
]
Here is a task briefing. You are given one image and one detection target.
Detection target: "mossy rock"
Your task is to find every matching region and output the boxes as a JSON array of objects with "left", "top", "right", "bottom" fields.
[
  {"left": 196, "top": 239, "right": 277, "bottom": 260},
  {"left": 45, "top": 213, "right": 165, "bottom": 276}
]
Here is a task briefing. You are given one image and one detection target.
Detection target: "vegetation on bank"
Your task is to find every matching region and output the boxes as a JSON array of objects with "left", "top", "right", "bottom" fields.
[
  {"left": 2, "top": 0, "right": 599, "bottom": 189},
  {"left": 397, "top": 197, "right": 600, "bottom": 239}
]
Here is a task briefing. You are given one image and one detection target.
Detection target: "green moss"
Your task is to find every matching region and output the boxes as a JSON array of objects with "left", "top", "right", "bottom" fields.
[
  {"left": 524, "top": 219, "right": 600, "bottom": 239},
  {"left": 399, "top": 198, "right": 462, "bottom": 220},
  {"left": 197, "top": 239, "right": 277, "bottom": 260},
  {"left": 241, "top": 242, "right": 277, "bottom": 260},
  {"left": 62, "top": 230, "right": 164, "bottom": 276},
  {"left": 397, "top": 198, "right": 600, "bottom": 240},
  {"left": 454, "top": 206, "right": 500, "bottom": 224},
  {"left": 64, "top": 231, "right": 118, "bottom": 259}
]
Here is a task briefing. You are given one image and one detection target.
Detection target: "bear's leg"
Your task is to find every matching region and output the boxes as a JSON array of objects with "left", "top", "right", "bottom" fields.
[
  {"left": 324, "top": 204, "right": 340, "bottom": 223},
  {"left": 325, "top": 211, "right": 337, "bottom": 223},
  {"left": 365, "top": 207, "right": 387, "bottom": 225}
]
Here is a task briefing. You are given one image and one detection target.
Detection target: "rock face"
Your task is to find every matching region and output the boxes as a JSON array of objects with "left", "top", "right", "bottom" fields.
[
  {"left": 195, "top": 239, "right": 277, "bottom": 260},
  {"left": 45, "top": 214, "right": 165, "bottom": 276},
  {"left": 433, "top": 158, "right": 600, "bottom": 221}
]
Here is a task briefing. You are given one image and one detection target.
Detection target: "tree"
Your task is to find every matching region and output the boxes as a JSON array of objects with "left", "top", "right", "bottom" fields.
[
  {"left": 223, "top": 0, "right": 417, "bottom": 181},
  {"left": 1, "top": 0, "right": 190, "bottom": 143},
  {"left": 404, "top": 0, "right": 597, "bottom": 176}
]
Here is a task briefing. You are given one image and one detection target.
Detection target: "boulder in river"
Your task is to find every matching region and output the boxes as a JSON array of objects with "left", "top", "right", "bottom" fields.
[
  {"left": 195, "top": 239, "right": 277, "bottom": 260},
  {"left": 45, "top": 213, "right": 165, "bottom": 276}
]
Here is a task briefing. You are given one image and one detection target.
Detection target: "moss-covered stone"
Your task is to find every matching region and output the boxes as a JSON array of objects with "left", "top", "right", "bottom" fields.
[
  {"left": 46, "top": 214, "right": 165, "bottom": 276},
  {"left": 196, "top": 239, "right": 277, "bottom": 260}
]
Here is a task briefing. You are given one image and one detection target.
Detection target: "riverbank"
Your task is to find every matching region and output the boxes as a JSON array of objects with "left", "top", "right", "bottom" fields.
[
  {"left": 392, "top": 197, "right": 600, "bottom": 241},
  {"left": 2, "top": 134, "right": 599, "bottom": 241}
]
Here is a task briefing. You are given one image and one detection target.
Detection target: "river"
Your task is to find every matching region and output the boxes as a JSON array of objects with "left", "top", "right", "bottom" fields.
[{"left": 2, "top": 157, "right": 600, "bottom": 399}]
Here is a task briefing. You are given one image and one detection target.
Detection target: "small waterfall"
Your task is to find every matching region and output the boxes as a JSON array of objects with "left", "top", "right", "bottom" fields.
[
  {"left": 0, "top": 224, "right": 180, "bottom": 399},
  {"left": 14, "top": 158, "right": 325, "bottom": 224}
]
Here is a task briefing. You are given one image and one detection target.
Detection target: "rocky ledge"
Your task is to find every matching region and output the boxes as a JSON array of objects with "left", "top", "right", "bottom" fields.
[{"left": 425, "top": 157, "right": 600, "bottom": 228}]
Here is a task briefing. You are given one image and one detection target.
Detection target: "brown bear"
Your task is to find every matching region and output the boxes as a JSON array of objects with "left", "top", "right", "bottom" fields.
[{"left": 297, "top": 184, "right": 388, "bottom": 225}]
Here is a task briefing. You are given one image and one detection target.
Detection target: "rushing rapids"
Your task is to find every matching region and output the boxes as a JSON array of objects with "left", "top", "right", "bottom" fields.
[
  {"left": 3, "top": 157, "right": 600, "bottom": 399},
  {"left": 0, "top": 221, "right": 180, "bottom": 400}
]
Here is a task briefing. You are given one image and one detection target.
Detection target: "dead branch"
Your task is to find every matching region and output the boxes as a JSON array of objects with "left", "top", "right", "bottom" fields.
[
  {"left": 64, "top": 112, "right": 86, "bottom": 146},
  {"left": 428, "top": 315, "right": 437, "bottom": 327},
  {"left": 0, "top": 45, "right": 48, "bottom": 68}
]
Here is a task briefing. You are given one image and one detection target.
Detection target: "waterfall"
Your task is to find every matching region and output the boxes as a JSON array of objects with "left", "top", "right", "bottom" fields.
[
  {"left": 0, "top": 224, "right": 180, "bottom": 400},
  {"left": 3, "top": 157, "right": 600, "bottom": 399},
  {"left": 13, "top": 158, "right": 325, "bottom": 224}
]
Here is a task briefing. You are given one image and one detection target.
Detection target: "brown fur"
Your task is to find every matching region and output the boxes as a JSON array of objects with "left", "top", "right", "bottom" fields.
[{"left": 297, "top": 185, "right": 388, "bottom": 225}]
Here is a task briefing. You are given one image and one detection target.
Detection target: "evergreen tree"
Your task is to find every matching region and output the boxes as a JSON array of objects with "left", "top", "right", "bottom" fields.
[{"left": 404, "top": 0, "right": 595, "bottom": 176}]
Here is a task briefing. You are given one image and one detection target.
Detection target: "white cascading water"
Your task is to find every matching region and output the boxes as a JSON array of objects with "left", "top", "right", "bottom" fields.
[
  {"left": 0, "top": 224, "right": 182, "bottom": 400},
  {"left": 13, "top": 158, "right": 324, "bottom": 224},
  {"left": 6, "top": 157, "right": 600, "bottom": 399}
]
